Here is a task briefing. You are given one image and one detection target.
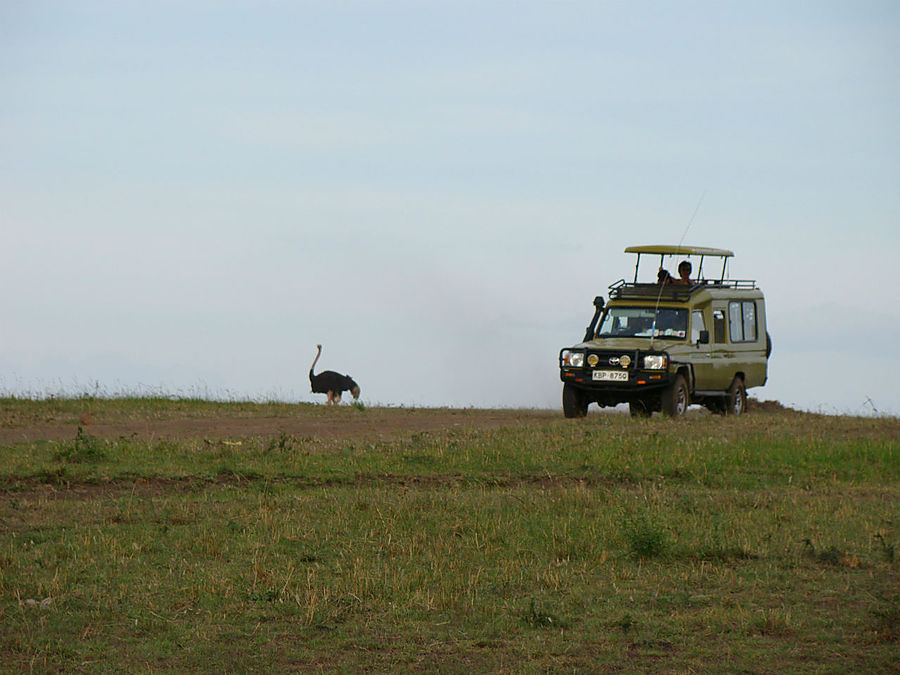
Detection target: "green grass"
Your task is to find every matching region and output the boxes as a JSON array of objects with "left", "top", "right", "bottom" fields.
[
  {"left": 0, "top": 394, "right": 305, "bottom": 425},
  {"left": 1, "top": 399, "right": 898, "bottom": 672}
]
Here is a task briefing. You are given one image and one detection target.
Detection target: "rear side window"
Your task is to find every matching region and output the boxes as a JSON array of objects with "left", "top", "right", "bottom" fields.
[{"left": 729, "top": 301, "right": 757, "bottom": 342}]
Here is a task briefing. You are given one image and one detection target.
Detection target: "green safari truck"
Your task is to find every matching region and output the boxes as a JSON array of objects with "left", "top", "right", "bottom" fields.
[{"left": 559, "top": 245, "right": 771, "bottom": 418}]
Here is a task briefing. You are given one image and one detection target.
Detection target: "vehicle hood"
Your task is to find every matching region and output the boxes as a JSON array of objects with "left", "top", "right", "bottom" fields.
[{"left": 566, "top": 338, "right": 682, "bottom": 351}]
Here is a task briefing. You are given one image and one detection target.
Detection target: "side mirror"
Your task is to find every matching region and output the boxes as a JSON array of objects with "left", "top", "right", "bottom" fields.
[
  {"left": 697, "top": 330, "right": 710, "bottom": 345},
  {"left": 593, "top": 296, "right": 605, "bottom": 309}
]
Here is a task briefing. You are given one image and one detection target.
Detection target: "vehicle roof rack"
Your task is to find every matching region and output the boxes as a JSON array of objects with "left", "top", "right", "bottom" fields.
[
  {"left": 608, "top": 278, "right": 758, "bottom": 301},
  {"left": 608, "top": 280, "right": 694, "bottom": 301}
]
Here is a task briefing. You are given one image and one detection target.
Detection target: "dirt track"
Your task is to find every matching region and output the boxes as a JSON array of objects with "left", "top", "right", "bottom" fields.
[{"left": 0, "top": 407, "right": 562, "bottom": 445}]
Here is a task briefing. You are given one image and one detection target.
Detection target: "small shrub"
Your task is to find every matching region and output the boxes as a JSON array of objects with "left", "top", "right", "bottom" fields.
[
  {"left": 752, "top": 609, "right": 795, "bottom": 636},
  {"left": 522, "top": 598, "right": 568, "bottom": 629},
  {"left": 816, "top": 546, "right": 843, "bottom": 566},
  {"left": 53, "top": 427, "right": 107, "bottom": 463},
  {"left": 623, "top": 512, "right": 670, "bottom": 558},
  {"left": 35, "top": 465, "right": 67, "bottom": 483},
  {"left": 249, "top": 588, "right": 281, "bottom": 603},
  {"left": 266, "top": 433, "right": 295, "bottom": 452},
  {"left": 611, "top": 613, "right": 637, "bottom": 632},
  {"left": 801, "top": 539, "right": 859, "bottom": 567}
]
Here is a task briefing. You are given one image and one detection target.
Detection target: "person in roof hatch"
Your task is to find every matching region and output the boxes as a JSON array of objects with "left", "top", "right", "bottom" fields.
[{"left": 675, "top": 260, "right": 693, "bottom": 285}]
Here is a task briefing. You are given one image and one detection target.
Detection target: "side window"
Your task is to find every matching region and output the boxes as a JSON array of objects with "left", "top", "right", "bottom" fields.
[
  {"left": 742, "top": 302, "right": 757, "bottom": 341},
  {"left": 728, "top": 301, "right": 758, "bottom": 342},
  {"left": 729, "top": 302, "right": 743, "bottom": 341},
  {"left": 690, "top": 310, "right": 705, "bottom": 343},
  {"left": 713, "top": 309, "right": 727, "bottom": 343}
]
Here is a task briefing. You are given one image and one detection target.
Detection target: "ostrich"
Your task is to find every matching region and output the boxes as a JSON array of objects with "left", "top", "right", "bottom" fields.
[{"left": 309, "top": 344, "right": 360, "bottom": 404}]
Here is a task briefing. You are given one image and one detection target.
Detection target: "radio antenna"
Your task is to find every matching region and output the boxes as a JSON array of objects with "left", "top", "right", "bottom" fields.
[
  {"left": 650, "top": 191, "right": 706, "bottom": 350},
  {"left": 678, "top": 191, "right": 706, "bottom": 249}
]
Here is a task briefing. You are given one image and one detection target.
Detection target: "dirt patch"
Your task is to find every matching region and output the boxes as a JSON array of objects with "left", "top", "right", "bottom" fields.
[
  {"left": 748, "top": 398, "right": 797, "bottom": 414},
  {"left": 0, "top": 406, "right": 560, "bottom": 445}
]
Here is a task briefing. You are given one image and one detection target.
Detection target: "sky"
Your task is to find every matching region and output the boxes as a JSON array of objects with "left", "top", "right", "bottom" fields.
[{"left": 2, "top": 1, "right": 899, "bottom": 415}]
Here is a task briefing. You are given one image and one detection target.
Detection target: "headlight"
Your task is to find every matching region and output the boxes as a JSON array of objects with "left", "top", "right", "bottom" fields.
[
  {"left": 643, "top": 354, "right": 667, "bottom": 370},
  {"left": 561, "top": 350, "right": 584, "bottom": 368}
]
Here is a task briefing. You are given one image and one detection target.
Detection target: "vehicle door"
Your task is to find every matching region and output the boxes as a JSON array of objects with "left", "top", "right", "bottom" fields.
[
  {"left": 688, "top": 306, "right": 716, "bottom": 389},
  {"left": 708, "top": 303, "right": 736, "bottom": 390},
  {"left": 728, "top": 298, "right": 767, "bottom": 387},
  {"left": 723, "top": 299, "right": 766, "bottom": 388}
]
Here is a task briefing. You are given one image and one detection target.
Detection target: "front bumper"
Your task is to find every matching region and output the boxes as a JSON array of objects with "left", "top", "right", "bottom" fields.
[
  {"left": 559, "top": 368, "right": 673, "bottom": 391},
  {"left": 558, "top": 348, "right": 676, "bottom": 403}
]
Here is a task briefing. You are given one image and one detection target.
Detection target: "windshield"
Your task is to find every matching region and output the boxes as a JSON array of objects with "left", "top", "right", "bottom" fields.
[{"left": 596, "top": 306, "right": 688, "bottom": 340}]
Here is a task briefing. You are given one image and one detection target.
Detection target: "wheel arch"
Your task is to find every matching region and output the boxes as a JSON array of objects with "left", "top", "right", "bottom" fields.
[{"left": 676, "top": 365, "right": 693, "bottom": 392}]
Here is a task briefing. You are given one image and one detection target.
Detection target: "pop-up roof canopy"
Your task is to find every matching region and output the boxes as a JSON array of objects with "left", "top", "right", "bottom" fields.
[
  {"left": 624, "top": 245, "right": 734, "bottom": 283},
  {"left": 624, "top": 245, "right": 733, "bottom": 257}
]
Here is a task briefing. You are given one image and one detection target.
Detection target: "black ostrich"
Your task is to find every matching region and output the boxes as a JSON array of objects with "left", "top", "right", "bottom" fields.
[{"left": 309, "top": 344, "right": 360, "bottom": 404}]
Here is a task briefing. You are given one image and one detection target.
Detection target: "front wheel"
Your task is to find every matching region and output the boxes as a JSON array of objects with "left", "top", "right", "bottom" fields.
[
  {"left": 562, "top": 383, "right": 588, "bottom": 418},
  {"left": 661, "top": 374, "right": 689, "bottom": 417},
  {"left": 725, "top": 377, "right": 747, "bottom": 415}
]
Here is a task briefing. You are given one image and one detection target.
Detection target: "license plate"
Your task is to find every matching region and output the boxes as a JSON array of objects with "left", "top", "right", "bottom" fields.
[{"left": 592, "top": 370, "right": 629, "bottom": 382}]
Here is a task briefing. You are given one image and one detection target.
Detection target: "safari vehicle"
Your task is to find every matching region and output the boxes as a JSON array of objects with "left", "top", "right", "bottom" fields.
[{"left": 559, "top": 245, "right": 771, "bottom": 418}]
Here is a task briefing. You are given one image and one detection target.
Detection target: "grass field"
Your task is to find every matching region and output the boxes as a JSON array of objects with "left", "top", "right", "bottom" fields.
[{"left": 1, "top": 398, "right": 898, "bottom": 673}]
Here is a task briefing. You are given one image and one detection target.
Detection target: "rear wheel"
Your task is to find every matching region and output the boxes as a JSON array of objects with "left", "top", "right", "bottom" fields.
[
  {"left": 661, "top": 375, "right": 689, "bottom": 417},
  {"left": 562, "top": 383, "right": 588, "bottom": 418},
  {"left": 725, "top": 377, "right": 747, "bottom": 415}
]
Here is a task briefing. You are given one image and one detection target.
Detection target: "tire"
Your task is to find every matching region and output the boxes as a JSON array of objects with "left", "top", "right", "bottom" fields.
[
  {"left": 562, "top": 383, "right": 588, "bottom": 418},
  {"left": 766, "top": 332, "right": 773, "bottom": 359},
  {"left": 629, "top": 401, "right": 652, "bottom": 418},
  {"left": 725, "top": 377, "right": 747, "bottom": 415},
  {"left": 661, "top": 374, "right": 689, "bottom": 417}
]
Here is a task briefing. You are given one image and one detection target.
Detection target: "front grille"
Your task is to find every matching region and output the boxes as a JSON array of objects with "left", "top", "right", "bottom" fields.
[{"left": 587, "top": 350, "right": 638, "bottom": 369}]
